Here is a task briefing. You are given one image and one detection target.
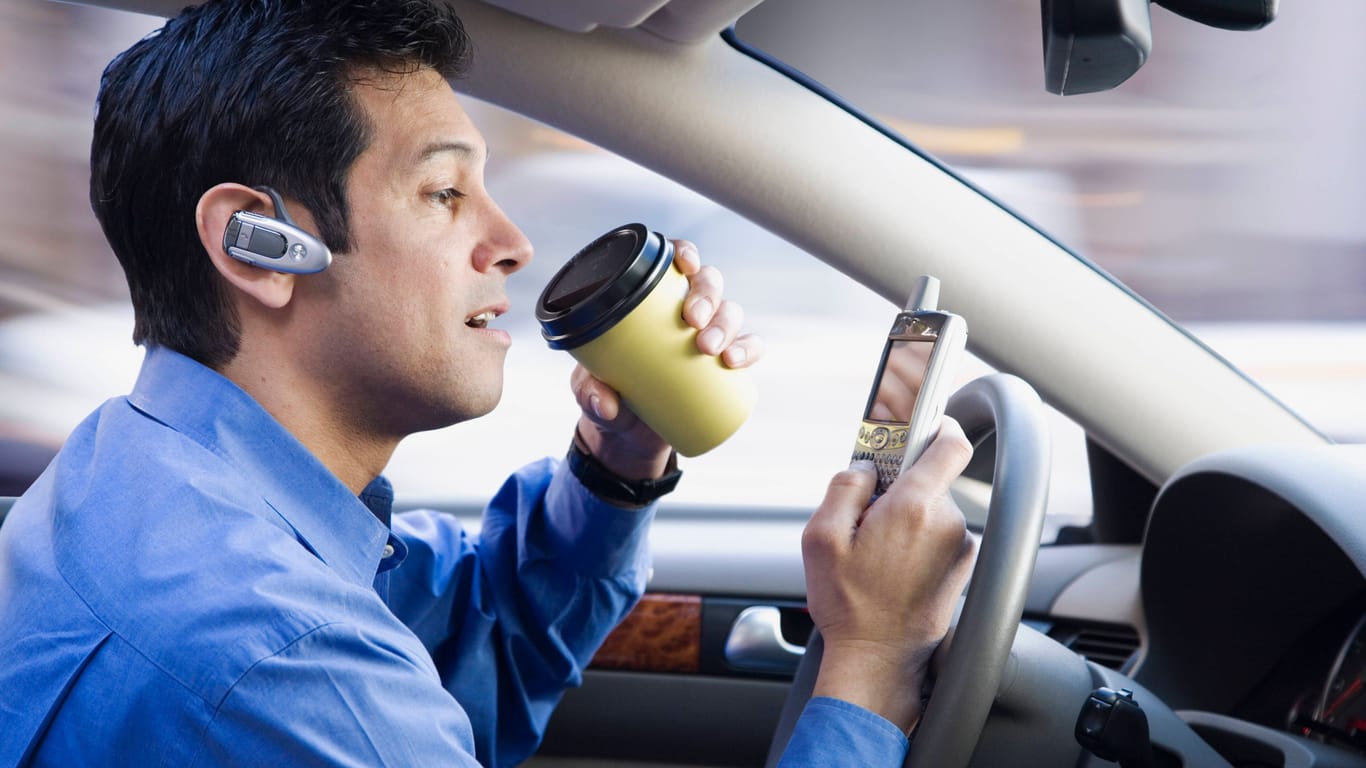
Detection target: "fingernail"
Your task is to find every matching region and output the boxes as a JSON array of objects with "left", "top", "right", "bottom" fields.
[
  {"left": 724, "top": 346, "right": 747, "bottom": 367},
  {"left": 699, "top": 327, "right": 723, "bottom": 354},
  {"left": 690, "top": 297, "right": 713, "bottom": 324},
  {"left": 590, "top": 394, "right": 605, "bottom": 420},
  {"left": 849, "top": 459, "right": 875, "bottom": 472}
]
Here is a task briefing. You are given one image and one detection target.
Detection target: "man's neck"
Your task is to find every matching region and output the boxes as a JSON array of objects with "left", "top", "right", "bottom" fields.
[{"left": 217, "top": 356, "right": 397, "bottom": 495}]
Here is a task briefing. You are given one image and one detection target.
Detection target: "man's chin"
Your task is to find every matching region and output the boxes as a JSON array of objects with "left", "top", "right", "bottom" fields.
[
  {"left": 440, "top": 384, "right": 506, "bottom": 430},
  {"left": 390, "top": 383, "right": 504, "bottom": 437},
  {"left": 467, "top": 389, "right": 504, "bottom": 422}
]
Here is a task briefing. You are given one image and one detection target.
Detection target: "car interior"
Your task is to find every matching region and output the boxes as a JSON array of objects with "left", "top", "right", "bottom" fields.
[{"left": 9, "top": 0, "right": 1366, "bottom": 766}]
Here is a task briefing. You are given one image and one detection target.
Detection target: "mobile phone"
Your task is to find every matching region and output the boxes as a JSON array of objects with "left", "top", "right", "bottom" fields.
[{"left": 852, "top": 275, "right": 967, "bottom": 496}]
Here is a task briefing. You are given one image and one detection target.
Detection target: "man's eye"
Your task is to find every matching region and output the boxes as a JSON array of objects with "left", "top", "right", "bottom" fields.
[{"left": 430, "top": 188, "right": 465, "bottom": 206}]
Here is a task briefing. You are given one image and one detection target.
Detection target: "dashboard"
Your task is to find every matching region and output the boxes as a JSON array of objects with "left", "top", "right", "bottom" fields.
[
  {"left": 1023, "top": 444, "right": 1366, "bottom": 765},
  {"left": 1232, "top": 595, "right": 1366, "bottom": 755},
  {"left": 1297, "top": 611, "right": 1366, "bottom": 752}
]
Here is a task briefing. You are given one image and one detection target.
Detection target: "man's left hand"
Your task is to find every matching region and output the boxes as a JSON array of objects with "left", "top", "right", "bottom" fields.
[{"left": 570, "top": 239, "right": 762, "bottom": 480}]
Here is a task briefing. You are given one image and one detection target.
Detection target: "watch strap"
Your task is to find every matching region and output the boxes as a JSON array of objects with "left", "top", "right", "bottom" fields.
[{"left": 567, "top": 430, "right": 682, "bottom": 507}]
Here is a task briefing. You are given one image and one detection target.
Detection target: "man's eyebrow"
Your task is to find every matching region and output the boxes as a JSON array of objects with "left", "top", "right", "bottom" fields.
[{"left": 414, "top": 140, "right": 485, "bottom": 165}]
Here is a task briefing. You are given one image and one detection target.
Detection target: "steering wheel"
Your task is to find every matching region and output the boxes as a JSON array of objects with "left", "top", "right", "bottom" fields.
[{"left": 765, "top": 373, "right": 1052, "bottom": 767}]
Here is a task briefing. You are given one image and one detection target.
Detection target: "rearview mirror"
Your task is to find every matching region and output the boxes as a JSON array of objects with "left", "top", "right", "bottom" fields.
[
  {"left": 1041, "top": 0, "right": 1279, "bottom": 96},
  {"left": 1041, "top": 0, "right": 1153, "bottom": 95}
]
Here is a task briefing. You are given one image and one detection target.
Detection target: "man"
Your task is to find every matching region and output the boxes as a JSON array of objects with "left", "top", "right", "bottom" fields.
[{"left": 0, "top": 2, "right": 975, "bottom": 766}]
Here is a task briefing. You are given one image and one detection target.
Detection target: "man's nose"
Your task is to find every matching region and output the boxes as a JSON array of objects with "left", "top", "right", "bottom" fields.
[{"left": 475, "top": 199, "right": 533, "bottom": 274}]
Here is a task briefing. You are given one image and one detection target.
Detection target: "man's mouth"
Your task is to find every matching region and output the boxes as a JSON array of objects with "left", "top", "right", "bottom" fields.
[{"left": 466, "top": 310, "right": 497, "bottom": 329}]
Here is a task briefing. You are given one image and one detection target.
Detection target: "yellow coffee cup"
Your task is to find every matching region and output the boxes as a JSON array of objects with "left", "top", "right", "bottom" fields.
[{"left": 536, "top": 224, "right": 756, "bottom": 457}]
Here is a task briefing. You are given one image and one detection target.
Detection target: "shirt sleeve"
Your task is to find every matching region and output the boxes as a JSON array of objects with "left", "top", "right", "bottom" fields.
[
  {"left": 777, "top": 697, "right": 910, "bottom": 768},
  {"left": 384, "top": 457, "right": 654, "bottom": 768},
  {"left": 194, "top": 622, "right": 483, "bottom": 767}
]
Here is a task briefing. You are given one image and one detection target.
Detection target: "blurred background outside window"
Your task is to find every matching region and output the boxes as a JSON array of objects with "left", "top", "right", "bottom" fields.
[{"left": 2, "top": 1, "right": 1363, "bottom": 529}]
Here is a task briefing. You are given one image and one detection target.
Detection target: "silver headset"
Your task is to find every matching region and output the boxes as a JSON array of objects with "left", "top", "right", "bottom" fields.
[{"left": 222, "top": 186, "right": 332, "bottom": 274}]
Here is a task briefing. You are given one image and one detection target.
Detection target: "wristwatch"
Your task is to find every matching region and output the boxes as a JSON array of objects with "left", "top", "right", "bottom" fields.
[{"left": 567, "top": 430, "right": 682, "bottom": 507}]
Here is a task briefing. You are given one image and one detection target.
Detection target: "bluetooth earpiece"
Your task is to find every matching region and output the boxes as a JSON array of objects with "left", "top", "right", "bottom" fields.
[{"left": 222, "top": 186, "right": 332, "bottom": 274}]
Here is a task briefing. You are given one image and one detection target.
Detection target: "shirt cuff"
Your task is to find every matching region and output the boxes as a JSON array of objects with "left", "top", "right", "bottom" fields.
[
  {"left": 538, "top": 457, "right": 656, "bottom": 582},
  {"left": 777, "top": 696, "right": 909, "bottom": 768}
]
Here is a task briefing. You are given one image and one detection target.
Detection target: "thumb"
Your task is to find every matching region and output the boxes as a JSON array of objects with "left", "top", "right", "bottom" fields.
[
  {"left": 824, "top": 459, "right": 879, "bottom": 513},
  {"left": 803, "top": 461, "right": 878, "bottom": 555}
]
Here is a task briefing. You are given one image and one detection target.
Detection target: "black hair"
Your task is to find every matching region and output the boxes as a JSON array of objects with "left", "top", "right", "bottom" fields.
[{"left": 90, "top": 0, "right": 471, "bottom": 367}]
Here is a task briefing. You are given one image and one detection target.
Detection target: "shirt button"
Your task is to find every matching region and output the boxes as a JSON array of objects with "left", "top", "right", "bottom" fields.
[{"left": 382, "top": 543, "right": 395, "bottom": 559}]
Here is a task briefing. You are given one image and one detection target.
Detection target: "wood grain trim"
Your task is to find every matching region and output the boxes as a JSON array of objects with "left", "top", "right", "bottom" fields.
[{"left": 591, "top": 592, "right": 702, "bottom": 673}]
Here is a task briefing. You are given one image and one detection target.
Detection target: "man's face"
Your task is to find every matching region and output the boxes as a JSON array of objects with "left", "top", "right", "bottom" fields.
[{"left": 293, "top": 66, "right": 533, "bottom": 439}]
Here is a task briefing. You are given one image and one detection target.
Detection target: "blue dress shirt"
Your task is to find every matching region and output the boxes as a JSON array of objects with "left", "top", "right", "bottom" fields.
[{"left": 0, "top": 345, "right": 907, "bottom": 767}]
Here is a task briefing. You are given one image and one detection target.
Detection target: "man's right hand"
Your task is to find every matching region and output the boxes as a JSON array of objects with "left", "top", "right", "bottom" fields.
[{"left": 801, "top": 416, "right": 977, "bottom": 733}]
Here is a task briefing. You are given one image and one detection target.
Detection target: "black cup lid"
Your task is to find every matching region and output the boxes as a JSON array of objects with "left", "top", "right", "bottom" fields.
[{"left": 536, "top": 223, "right": 674, "bottom": 350}]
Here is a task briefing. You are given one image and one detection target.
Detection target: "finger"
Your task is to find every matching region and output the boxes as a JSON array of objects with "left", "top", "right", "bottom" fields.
[
  {"left": 721, "top": 332, "right": 764, "bottom": 369},
  {"left": 570, "top": 364, "right": 623, "bottom": 426},
  {"left": 803, "top": 461, "right": 878, "bottom": 557},
  {"left": 950, "top": 526, "right": 979, "bottom": 580},
  {"left": 855, "top": 418, "right": 971, "bottom": 542},
  {"left": 683, "top": 265, "right": 724, "bottom": 330},
  {"left": 895, "top": 416, "right": 973, "bottom": 500},
  {"left": 671, "top": 239, "right": 701, "bottom": 276},
  {"left": 697, "top": 299, "right": 744, "bottom": 356},
  {"left": 863, "top": 418, "right": 972, "bottom": 543},
  {"left": 928, "top": 491, "right": 971, "bottom": 559},
  {"left": 928, "top": 496, "right": 978, "bottom": 603}
]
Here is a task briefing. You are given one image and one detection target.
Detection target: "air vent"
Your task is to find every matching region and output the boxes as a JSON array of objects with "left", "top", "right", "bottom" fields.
[{"left": 1046, "top": 621, "right": 1141, "bottom": 671}]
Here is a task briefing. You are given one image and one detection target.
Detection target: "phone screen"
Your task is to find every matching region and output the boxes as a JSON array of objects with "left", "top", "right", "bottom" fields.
[
  {"left": 865, "top": 338, "right": 934, "bottom": 424},
  {"left": 857, "top": 337, "right": 937, "bottom": 493}
]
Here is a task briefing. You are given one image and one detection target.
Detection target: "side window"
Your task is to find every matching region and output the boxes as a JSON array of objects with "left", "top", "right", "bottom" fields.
[
  {"left": 387, "top": 99, "right": 1096, "bottom": 540},
  {"left": 0, "top": 6, "right": 1095, "bottom": 539}
]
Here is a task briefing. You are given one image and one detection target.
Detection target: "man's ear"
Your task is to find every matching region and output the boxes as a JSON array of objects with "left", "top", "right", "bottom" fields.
[{"left": 196, "top": 183, "right": 296, "bottom": 310}]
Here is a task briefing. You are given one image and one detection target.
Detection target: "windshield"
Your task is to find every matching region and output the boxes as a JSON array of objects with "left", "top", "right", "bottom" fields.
[
  {"left": 732, "top": 0, "right": 1366, "bottom": 443},
  {"left": 1, "top": 2, "right": 1359, "bottom": 538}
]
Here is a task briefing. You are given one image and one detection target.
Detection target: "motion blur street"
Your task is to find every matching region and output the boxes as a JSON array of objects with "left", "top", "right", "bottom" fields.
[{"left": 3, "top": 1, "right": 1365, "bottom": 512}]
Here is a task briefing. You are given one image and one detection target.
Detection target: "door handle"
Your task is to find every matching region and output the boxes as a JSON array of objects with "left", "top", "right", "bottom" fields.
[{"left": 723, "top": 605, "right": 805, "bottom": 675}]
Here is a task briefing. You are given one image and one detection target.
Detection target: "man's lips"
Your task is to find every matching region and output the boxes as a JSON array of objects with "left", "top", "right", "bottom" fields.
[{"left": 465, "top": 302, "right": 508, "bottom": 329}]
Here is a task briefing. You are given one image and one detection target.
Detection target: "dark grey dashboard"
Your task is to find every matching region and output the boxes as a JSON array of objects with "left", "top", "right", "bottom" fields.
[{"left": 1028, "top": 445, "right": 1366, "bottom": 765}]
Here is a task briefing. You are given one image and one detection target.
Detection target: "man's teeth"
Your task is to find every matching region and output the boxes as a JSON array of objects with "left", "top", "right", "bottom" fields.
[{"left": 467, "top": 311, "right": 495, "bottom": 328}]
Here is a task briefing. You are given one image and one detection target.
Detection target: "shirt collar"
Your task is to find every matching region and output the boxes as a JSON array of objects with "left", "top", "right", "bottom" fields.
[
  {"left": 359, "top": 475, "right": 395, "bottom": 530},
  {"left": 126, "top": 345, "right": 392, "bottom": 588}
]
